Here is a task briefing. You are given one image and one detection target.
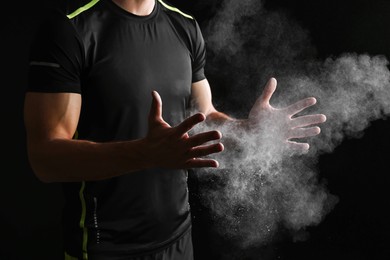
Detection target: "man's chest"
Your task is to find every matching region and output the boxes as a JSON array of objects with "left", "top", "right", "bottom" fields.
[{"left": 81, "top": 21, "right": 193, "bottom": 104}]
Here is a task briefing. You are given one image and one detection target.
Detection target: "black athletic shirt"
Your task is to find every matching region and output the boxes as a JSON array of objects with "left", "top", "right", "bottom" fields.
[{"left": 27, "top": 0, "right": 206, "bottom": 258}]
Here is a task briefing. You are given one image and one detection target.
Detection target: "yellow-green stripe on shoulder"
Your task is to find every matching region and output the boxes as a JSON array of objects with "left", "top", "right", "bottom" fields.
[
  {"left": 67, "top": 0, "right": 100, "bottom": 19},
  {"left": 158, "top": 0, "right": 193, "bottom": 19}
]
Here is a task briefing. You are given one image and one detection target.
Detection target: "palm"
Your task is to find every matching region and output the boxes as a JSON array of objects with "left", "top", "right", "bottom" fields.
[{"left": 248, "top": 78, "right": 326, "bottom": 153}]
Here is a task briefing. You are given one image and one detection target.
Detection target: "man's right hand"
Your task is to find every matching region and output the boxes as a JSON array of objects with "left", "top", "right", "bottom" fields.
[{"left": 143, "top": 91, "right": 224, "bottom": 169}]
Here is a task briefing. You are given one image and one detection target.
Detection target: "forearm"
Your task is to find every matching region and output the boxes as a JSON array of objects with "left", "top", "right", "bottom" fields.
[
  {"left": 27, "top": 138, "right": 151, "bottom": 183},
  {"left": 206, "top": 110, "right": 248, "bottom": 131},
  {"left": 206, "top": 110, "right": 234, "bottom": 124}
]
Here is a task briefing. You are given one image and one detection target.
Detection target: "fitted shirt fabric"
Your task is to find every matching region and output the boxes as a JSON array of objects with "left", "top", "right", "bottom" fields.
[{"left": 27, "top": 0, "right": 206, "bottom": 258}]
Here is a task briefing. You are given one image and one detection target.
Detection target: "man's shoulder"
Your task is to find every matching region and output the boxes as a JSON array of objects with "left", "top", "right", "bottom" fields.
[
  {"left": 158, "top": 0, "right": 196, "bottom": 24},
  {"left": 158, "top": 0, "right": 202, "bottom": 43}
]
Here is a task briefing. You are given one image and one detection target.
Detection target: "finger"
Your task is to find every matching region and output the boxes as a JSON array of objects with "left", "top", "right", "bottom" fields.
[
  {"left": 285, "top": 97, "right": 317, "bottom": 116},
  {"left": 290, "top": 114, "right": 327, "bottom": 128},
  {"left": 149, "top": 91, "right": 163, "bottom": 123},
  {"left": 185, "top": 158, "right": 220, "bottom": 168},
  {"left": 287, "top": 126, "right": 321, "bottom": 139},
  {"left": 260, "top": 77, "right": 277, "bottom": 105},
  {"left": 188, "top": 143, "right": 224, "bottom": 158},
  {"left": 174, "top": 113, "right": 206, "bottom": 136},
  {"left": 253, "top": 77, "right": 277, "bottom": 110},
  {"left": 286, "top": 141, "right": 310, "bottom": 153},
  {"left": 185, "top": 130, "right": 222, "bottom": 148}
]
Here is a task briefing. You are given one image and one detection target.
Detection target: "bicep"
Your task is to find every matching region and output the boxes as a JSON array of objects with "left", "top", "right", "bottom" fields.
[
  {"left": 24, "top": 92, "right": 81, "bottom": 144},
  {"left": 191, "top": 79, "right": 217, "bottom": 115}
]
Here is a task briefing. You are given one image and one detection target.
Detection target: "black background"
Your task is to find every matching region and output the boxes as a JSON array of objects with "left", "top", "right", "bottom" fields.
[{"left": 2, "top": 0, "right": 390, "bottom": 259}]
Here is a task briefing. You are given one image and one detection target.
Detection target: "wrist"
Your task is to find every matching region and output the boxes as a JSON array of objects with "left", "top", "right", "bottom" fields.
[{"left": 133, "top": 138, "right": 157, "bottom": 170}]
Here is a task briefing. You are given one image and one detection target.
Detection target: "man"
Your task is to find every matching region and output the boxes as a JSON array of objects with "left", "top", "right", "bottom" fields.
[{"left": 24, "top": 0, "right": 326, "bottom": 259}]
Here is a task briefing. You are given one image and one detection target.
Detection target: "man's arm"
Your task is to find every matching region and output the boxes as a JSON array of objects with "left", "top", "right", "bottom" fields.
[
  {"left": 191, "top": 79, "right": 235, "bottom": 123},
  {"left": 24, "top": 91, "right": 223, "bottom": 183}
]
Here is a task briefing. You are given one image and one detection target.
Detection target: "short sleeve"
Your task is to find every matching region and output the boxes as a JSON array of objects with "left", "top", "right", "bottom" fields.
[
  {"left": 27, "top": 8, "right": 84, "bottom": 93},
  {"left": 191, "top": 20, "right": 206, "bottom": 83}
]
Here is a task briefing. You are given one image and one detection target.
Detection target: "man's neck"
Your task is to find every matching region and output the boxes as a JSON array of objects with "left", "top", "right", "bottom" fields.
[{"left": 111, "top": 0, "right": 155, "bottom": 16}]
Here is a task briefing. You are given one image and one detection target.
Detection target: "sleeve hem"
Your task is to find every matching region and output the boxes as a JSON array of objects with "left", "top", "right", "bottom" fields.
[
  {"left": 26, "top": 83, "right": 81, "bottom": 94},
  {"left": 192, "top": 74, "right": 206, "bottom": 83}
]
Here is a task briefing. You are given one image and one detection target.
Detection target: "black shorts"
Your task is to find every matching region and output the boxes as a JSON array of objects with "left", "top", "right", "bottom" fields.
[
  {"left": 128, "top": 229, "right": 194, "bottom": 260},
  {"left": 65, "top": 228, "right": 194, "bottom": 260}
]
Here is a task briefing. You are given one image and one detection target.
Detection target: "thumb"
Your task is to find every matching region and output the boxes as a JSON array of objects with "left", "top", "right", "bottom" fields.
[
  {"left": 149, "top": 90, "right": 163, "bottom": 124},
  {"left": 255, "top": 77, "right": 277, "bottom": 109},
  {"left": 251, "top": 78, "right": 276, "bottom": 113}
]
